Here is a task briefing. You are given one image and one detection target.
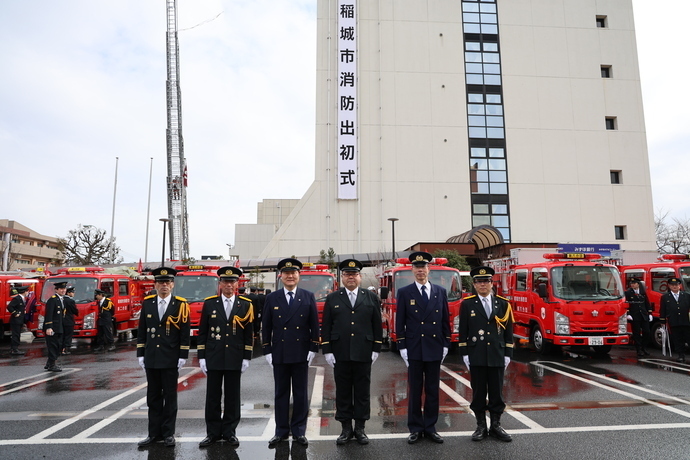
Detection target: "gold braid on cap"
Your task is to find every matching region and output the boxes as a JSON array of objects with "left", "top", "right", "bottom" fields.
[
  {"left": 232, "top": 303, "right": 254, "bottom": 335},
  {"left": 494, "top": 302, "right": 514, "bottom": 330},
  {"left": 166, "top": 299, "right": 190, "bottom": 335}
]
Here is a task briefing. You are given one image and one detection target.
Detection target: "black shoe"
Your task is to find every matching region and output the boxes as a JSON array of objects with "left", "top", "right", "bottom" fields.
[
  {"left": 677, "top": 357, "right": 686, "bottom": 363},
  {"left": 293, "top": 435, "right": 308, "bottom": 446},
  {"left": 426, "top": 431, "right": 443, "bottom": 444},
  {"left": 48, "top": 365, "right": 62, "bottom": 372},
  {"left": 107, "top": 345, "right": 116, "bottom": 351},
  {"left": 61, "top": 350, "right": 71, "bottom": 355},
  {"left": 163, "top": 436, "right": 175, "bottom": 447},
  {"left": 199, "top": 435, "right": 220, "bottom": 447},
  {"left": 10, "top": 349, "right": 24, "bottom": 355},
  {"left": 225, "top": 435, "right": 239, "bottom": 447},
  {"left": 407, "top": 432, "right": 421, "bottom": 444},
  {"left": 354, "top": 428, "right": 369, "bottom": 445},
  {"left": 489, "top": 425, "right": 512, "bottom": 442},
  {"left": 268, "top": 435, "right": 288, "bottom": 448},
  {"left": 44, "top": 363, "right": 51, "bottom": 370},
  {"left": 336, "top": 429, "right": 353, "bottom": 445},
  {"left": 137, "top": 436, "right": 161, "bottom": 447},
  {"left": 472, "top": 425, "right": 488, "bottom": 441}
]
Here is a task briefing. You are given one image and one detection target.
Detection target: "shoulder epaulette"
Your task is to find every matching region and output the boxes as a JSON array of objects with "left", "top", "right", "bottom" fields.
[
  {"left": 51, "top": 295, "right": 58, "bottom": 299},
  {"left": 465, "top": 294, "right": 477, "bottom": 299},
  {"left": 145, "top": 294, "right": 157, "bottom": 299},
  {"left": 239, "top": 295, "right": 252, "bottom": 303},
  {"left": 497, "top": 295, "right": 510, "bottom": 301},
  {"left": 175, "top": 296, "right": 188, "bottom": 302},
  {"left": 204, "top": 295, "right": 219, "bottom": 300}
]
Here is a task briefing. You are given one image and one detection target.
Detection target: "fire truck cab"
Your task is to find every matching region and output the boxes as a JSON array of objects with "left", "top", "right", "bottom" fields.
[
  {"left": 173, "top": 265, "right": 220, "bottom": 337},
  {"left": 378, "top": 258, "right": 465, "bottom": 349},
  {"left": 489, "top": 250, "right": 628, "bottom": 355},
  {"left": 0, "top": 273, "right": 42, "bottom": 338},
  {"left": 276, "top": 263, "right": 337, "bottom": 326}
]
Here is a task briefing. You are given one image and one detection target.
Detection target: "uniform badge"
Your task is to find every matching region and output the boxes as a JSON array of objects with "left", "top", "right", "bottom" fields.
[
  {"left": 470, "top": 311, "right": 476, "bottom": 316},
  {"left": 274, "top": 307, "right": 279, "bottom": 310},
  {"left": 478, "top": 329, "right": 484, "bottom": 335},
  {"left": 472, "top": 336, "right": 477, "bottom": 342},
  {"left": 211, "top": 315, "right": 216, "bottom": 318},
  {"left": 151, "top": 334, "right": 155, "bottom": 338},
  {"left": 411, "top": 300, "right": 416, "bottom": 305},
  {"left": 147, "top": 328, "right": 150, "bottom": 332},
  {"left": 480, "top": 336, "right": 485, "bottom": 340},
  {"left": 147, "top": 314, "right": 152, "bottom": 318},
  {"left": 151, "top": 327, "right": 155, "bottom": 333},
  {"left": 216, "top": 334, "right": 221, "bottom": 340},
  {"left": 212, "top": 310, "right": 216, "bottom": 314}
]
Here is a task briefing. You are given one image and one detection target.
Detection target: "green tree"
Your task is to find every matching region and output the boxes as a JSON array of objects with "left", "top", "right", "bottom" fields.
[{"left": 318, "top": 247, "right": 337, "bottom": 270}]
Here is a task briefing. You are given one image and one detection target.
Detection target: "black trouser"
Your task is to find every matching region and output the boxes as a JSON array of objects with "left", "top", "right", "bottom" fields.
[
  {"left": 145, "top": 368, "right": 179, "bottom": 438},
  {"left": 273, "top": 361, "right": 309, "bottom": 437},
  {"left": 96, "top": 322, "right": 113, "bottom": 347},
  {"left": 631, "top": 320, "right": 651, "bottom": 352},
  {"left": 670, "top": 325, "right": 690, "bottom": 357},
  {"left": 407, "top": 359, "right": 441, "bottom": 433},
  {"left": 469, "top": 365, "right": 506, "bottom": 416},
  {"left": 10, "top": 321, "right": 22, "bottom": 351},
  {"left": 334, "top": 360, "right": 372, "bottom": 423},
  {"left": 205, "top": 369, "right": 242, "bottom": 438},
  {"left": 62, "top": 324, "right": 75, "bottom": 350},
  {"left": 46, "top": 333, "right": 63, "bottom": 366}
]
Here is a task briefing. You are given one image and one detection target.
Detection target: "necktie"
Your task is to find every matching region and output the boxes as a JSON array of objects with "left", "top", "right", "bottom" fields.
[
  {"left": 288, "top": 291, "right": 294, "bottom": 307},
  {"left": 482, "top": 297, "right": 491, "bottom": 317},
  {"left": 225, "top": 298, "right": 231, "bottom": 318},
  {"left": 159, "top": 299, "right": 166, "bottom": 319},
  {"left": 349, "top": 291, "right": 356, "bottom": 307},
  {"left": 421, "top": 285, "right": 429, "bottom": 305}
]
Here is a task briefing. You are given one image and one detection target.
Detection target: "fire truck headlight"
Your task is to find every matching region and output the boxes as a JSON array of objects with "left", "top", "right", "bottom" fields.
[
  {"left": 555, "top": 312, "right": 570, "bottom": 335},
  {"left": 453, "top": 315, "right": 460, "bottom": 333},
  {"left": 83, "top": 312, "right": 95, "bottom": 330},
  {"left": 618, "top": 314, "right": 627, "bottom": 334},
  {"left": 38, "top": 314, "right": 44, "bottom": 330}
]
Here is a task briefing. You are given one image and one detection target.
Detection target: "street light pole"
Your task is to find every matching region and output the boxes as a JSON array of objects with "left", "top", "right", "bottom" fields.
[
  {"left": 388, "top": 218, "right": 399, "bottom": 262},
  {"left": 160, "top": 218, "right": 170, "bottom": 267}
]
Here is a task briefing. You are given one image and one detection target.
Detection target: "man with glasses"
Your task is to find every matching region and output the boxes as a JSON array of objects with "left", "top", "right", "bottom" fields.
[
  {"left": 322, "top": 259, "right": 383, "bottom": 445},
  {"left": 43, "top": 281, "right": 67, "bottom": 371},
  {"left": 459, "top": 266, "right": 514, "bottom": 442},
  {"left": 395, "top": 251, "right": 450, "bottom": 445},
  {"left": 660, "top": 277, "right": 690, "bottom": 363}
]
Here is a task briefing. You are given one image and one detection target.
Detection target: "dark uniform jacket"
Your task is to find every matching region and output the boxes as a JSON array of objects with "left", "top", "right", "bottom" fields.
[
  {"left": 43, "top": 295, "right": 64, "bottom": 334},
  {"left": 660, "top": 291, "right": 690, "bottom": 327},
  {"left": 7, "top": 294, "right": 26, "bottom": 325},
  {"left": 197, "top": 295, "right": 254, "bottom": 370},
  {"left": 63, "top": 296, "right": 79, "bottom": 327},
  {"left": 136, "top": 295, "right": 191, "bottom": 368},
  {"left": 625, "top": 288, "right": 652, "bottom": 321},
  {"left": 395, "top": 283, "right": 451, "bottom": 362},
  {"left": 322, "top": 288, "right": 383, "bottom": 362},
  {"left": 97, "top": 297, "right": 114, "bottom": 326},
  {"left": 262, "top": 287, "right": 319, "bottom": 364},
  {"left": 458, "top": 294, "right": 514, "bottom": 367}
]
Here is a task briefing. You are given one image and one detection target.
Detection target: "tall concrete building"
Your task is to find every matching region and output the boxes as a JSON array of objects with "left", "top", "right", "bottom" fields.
[{"left": 246, "top": 0, "right": 655, "bottom": 259}]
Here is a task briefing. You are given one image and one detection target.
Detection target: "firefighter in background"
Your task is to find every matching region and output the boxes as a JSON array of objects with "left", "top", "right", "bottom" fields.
[
  {"left": 62, "top": 285, "right": 79, "bottom": 355},
  {"left": 7, "top": 285, "right": 30, "bottom": 355},
  {"left": 395, "top": 251, "right": 450, "bottom": 445},
  {"left": 254, "top": 287, "right": 266, "bottom": 341},
  {"left": 43, "top": 280, "right": 67, "bottom": 372},
  {"left": 459, "top": 266, "right": 514, "bottom": 442},
  {"left": 197, "top": 266, "right": 254, "bottom": 448},
  {"left": 93, "top": 289, "right": 115, "bottom": 352},
  {"left": 659, "top": 277, "right": 690, "bottom": 363},
  {"left": 625, "top": 278, "right": 652, "bottom": 358},
  {"left": 136, "top": 267, "right": 190, "bottom": 448}
]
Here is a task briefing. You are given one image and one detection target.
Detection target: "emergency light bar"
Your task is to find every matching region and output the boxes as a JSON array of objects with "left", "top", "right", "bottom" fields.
[
  {"left": 394, "top": 257, "right": 449, "bottom": 265},
  {"left": 175, "top": 265, "right": 220, "bottom": 271},
  {"left": 543, "top": 253, "right": 602, "bottom": 260},
  {"left": 660, "top": 254, "right": 690, "bottom": 261},
  {"left": 58, "top": 266, "right": 105, "bottom": 274}
]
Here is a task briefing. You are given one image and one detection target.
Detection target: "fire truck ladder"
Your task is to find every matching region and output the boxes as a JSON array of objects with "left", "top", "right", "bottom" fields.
[{"left": 165, "top": 0, "right": 190, "bottom": 262}]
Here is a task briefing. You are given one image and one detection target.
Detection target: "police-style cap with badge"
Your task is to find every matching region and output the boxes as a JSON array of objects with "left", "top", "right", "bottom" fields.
[
  {"left": 52, "top": 281, "right": 68, "bottom": 289},
  {"left": 668, "top": 277, "right": 681, "bottom": 285},
  {"left": 629, "top": 277, "right": 642, "bottom": 284},
  {"left": 66, "top": 285, "right": 75, "bottom": 293},
  {"left": 277, "top": 258, "right": 303, "bottom": 272},
  {"left": 409, "top": 251, "right": 432, "bottom": 266},
  {"left": 470, "top": 266, "right": 495, "bottom": 282},
  {"left": 94, "top": 289, "right": 107, "bottom": 296},
  {"left": 152, "top": 266, "right": 177, "bottom": 281},
  {"left": 13, "top": 285, "right": 30, "bottom": 293},
  {"left": 217, "top": 266, "right": 242, "bottom": 280},
  {"left": 339, "top": 259, "right": 363, "bottom": 272}
]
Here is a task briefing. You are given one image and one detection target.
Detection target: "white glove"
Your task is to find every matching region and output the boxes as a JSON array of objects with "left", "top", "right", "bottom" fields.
[
  {"left": 371, "top": 352, "right": 379, "bottom": 364},
  {"left": 400, "top": 348, "right": 409, "bottom": 367},
  {"left": 649, "top": 315, "right": 653, "bottom": 322},
  {"left": 463, "top": 355, "right": 470, "bottom": 369},
  {"left": 324, "top": 353, "right": 336, "bottom": 368},
  {"left": 241, "top": 359, "right": 250, "bottom": 373},
  {"left": 138, "top": 356, "right": 145, "bottom": 371},
  {"left": 177, "top": 358, "right": 186, "bottom": 370},
  {"left": 199, "top": 358, "right": 208, "bottom": 376},
  {"left": 265, "top": 353, "right": 273, "bottom": 368},
  {"left": 442, "top": 347, "right": 449, "bottom": 363},
  {"left": 307, "top": 351, "right": 315, "bottom": 366},
  {"left": 504, "top": 357, "right": 511, "bottom": 369},
  {"left": 626, "top": 315, "right": 633, "bottom": 321}
]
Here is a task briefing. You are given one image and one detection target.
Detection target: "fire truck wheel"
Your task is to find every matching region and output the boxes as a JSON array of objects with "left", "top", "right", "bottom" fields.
[
  {"left": 651, "top": 322, "right": 664, "bottom": 349},
  {"left": 530, "top": 324, "right": 552, "bottom": 355}
]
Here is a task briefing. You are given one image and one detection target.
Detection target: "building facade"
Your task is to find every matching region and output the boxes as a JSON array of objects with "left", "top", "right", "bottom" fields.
[
  {"left": 0, "top": 220, "right": 61, "bottom": 270},
  {"left": 241, "top": 0, "right": 655, "bottom": 259}
]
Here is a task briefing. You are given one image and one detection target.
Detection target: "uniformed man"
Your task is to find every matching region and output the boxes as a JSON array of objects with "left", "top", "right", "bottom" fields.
[
  {"left": 625, "top": 278, "right": 652, "bottom": 358},
  {"left": 136, "top": 267, "right": 191, "bottom": 448},
  {"left": 659, "top": 277, "right": 690, "bottom": 363},
  {"left": 43, "top": 280, "right": 67, "bottom": 372},
  {"left": 395, "top": 251, "right": 450, "bottom": 444},
  {"left": 197, "top": 266, "right": 254, "bottom": 448},
  {"left": 322, "top": 259, "right": 383, "bottom": 445},
  {"left": 262, "top": 258, "right": 319, "bottom": 448},
  {"left": 62, "top": 285, "right": 79, "bottom": 355},
  {"left": 7, "top": 284, "right": 30, "bottom": 355},
  {"left": 254, "top": 287, "right": 266, "bottom": 340},
  {"left": 93, "top": 289, "right": 115, "bottom": 352},
  {"left": 459, "top": 266, "right": 514, "bottom": 442}
]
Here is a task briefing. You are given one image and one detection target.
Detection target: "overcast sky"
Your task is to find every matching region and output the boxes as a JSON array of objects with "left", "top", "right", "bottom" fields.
[{"left": 1, "top": 1, "right": 688, "bottom": 263}]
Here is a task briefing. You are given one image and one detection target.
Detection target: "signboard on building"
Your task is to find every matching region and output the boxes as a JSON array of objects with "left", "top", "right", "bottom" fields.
[{"left": 337, "top": 1, "right": 357, "bottom": 199}]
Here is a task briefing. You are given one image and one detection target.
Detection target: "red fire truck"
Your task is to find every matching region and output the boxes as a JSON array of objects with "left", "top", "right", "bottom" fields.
[
  {"left": 275, "top": 263, "right": 338, "bottom": 326},
  {"left": 488, "top": 249, "right": 629, "bottom": 355},
  {"left": 33, "top": 267, "right": 154, "bottom": 341},
  {"left": 378, "top": 257, "right": 466, "bottom": 350},
  {"left": 173, "top": 265, "right": 221, "bottom": 337},
  {"left": 1, "top": 273, "right": 43, "bottom": 339},
  {"left": 616, "top": 253, "right": 690, "bottom": 347}
]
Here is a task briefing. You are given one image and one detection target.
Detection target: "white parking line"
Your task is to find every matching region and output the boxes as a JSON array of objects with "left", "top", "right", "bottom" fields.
[{"left": 0, "top": 368, "right": 81, "bottom": 396}]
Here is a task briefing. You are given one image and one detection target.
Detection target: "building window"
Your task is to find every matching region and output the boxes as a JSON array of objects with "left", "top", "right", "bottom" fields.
[
  {"left": 615, "top": 226, "right": 626, "bottom": 240},
  {"left": 610, "top": 170, "right": 621, "bottom": 184},
  {"left": 596, "top": 16, "right": 607, "bottom": 28},
  {"left": 605, "top": 117, "right": 617, "bottom": 130},
  {"left": 601, "top": 65, "right": 611, "bottom": 78}
]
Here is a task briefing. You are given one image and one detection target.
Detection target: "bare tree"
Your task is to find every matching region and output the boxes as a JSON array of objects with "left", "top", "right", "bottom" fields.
[
  {"left": 58, "top": 224, "right": 123, "bottom": 265},
  {"left": 655, "top": 209, "right": 690, "bottom": 254}
]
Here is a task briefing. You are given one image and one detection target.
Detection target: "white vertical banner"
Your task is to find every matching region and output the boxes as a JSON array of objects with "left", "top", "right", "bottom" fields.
[{"left": 337, "top": 0, "right": 357, "bottom": 200}]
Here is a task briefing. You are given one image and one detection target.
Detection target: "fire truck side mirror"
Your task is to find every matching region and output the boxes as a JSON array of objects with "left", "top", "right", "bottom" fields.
[
  {"left": 538, "top": 283, "right": 548, "bottom": 299},
  {"left": 380, "top": 286, "right": 389, "bottom": 300}
]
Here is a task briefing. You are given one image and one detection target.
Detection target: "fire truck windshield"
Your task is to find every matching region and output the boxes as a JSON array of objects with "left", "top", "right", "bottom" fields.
[
  {"left": 393, "top": 270, "right": 463, "bottom": 301},
  {"left": 551, "top": 266, "right": 624, "bottom": 300},
  {"left": 678, "top": 267, "right": 690, "bottom": 290},
  {"left": 41, "top": 278, "right": 98, "bottom": 304},
  {"left": 174, "top": 276, "right": 219, "bottom": 302},
  {"left": 278, "top": 274, "right": 335, "bottom": 301}
]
